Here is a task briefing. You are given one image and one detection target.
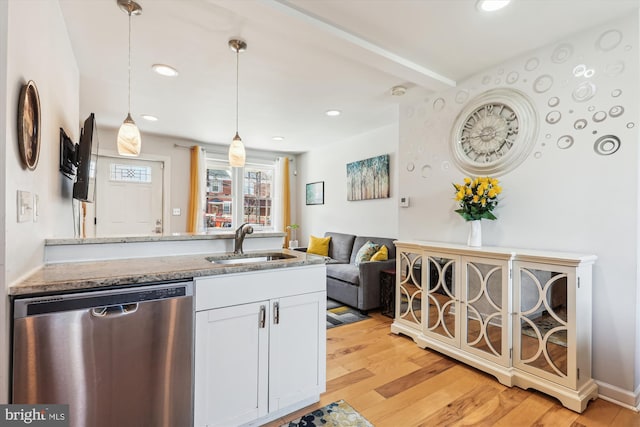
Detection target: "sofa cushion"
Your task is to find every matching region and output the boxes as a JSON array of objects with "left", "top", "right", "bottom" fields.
[
  {"left": 326, "top": 263, "right": 360, "bottom": 286},
  {"left": 354, "top": 241, "right": 380, "bottom": 266},
  {"left": 308, "top": 235, "right": 331, "bottom": 256},
  {"left": 350, "top": 236, "right": 397, "bottom": 264},
  {"left": 370, "top": 245, "right": 388, "bottom": 261},
  {"left": 324, "top": 232, "right": 356, "bottom": 263}
]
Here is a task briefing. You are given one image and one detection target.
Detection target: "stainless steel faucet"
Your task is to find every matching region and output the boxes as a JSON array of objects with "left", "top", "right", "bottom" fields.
[{"left": 233, "top": 223, "right": 254, "bottom": 254}]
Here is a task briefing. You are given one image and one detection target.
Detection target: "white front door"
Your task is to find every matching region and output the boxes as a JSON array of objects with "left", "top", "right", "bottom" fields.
[{"left": 95, "top": 156, "right": 164, "bottom": 237}]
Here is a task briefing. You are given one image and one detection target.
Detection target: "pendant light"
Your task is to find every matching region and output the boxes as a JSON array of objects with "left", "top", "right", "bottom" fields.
[
  {"left": 117, "top": 0, "right": 142, "bottom": 156},
  {"left": 228, "top": 39, "right": 247, "bottom": 167}
]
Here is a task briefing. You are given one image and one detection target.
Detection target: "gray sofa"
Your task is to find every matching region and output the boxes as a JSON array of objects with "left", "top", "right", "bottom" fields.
[{"left": 322, "top": 232, "right": 396, "bottom": 312}]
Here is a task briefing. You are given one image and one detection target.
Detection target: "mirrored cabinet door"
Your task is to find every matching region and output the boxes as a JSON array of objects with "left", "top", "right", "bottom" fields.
[
  {"left": 396, "top": 250, "right": 423, "bottom": 331},
  {"left": 424, "top": 254, "right": 459, "bottom": 347},
  {"left": 513, "top": 262, "right": 575, "bottom": 388},
  {"left": 461, "top": 257, "right": 510, "bottom": 366}
]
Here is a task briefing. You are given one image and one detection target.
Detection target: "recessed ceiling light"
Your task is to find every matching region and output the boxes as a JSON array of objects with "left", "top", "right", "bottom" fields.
[
  {"left": 141, "top": 114, "right": 158, "bottom": 122},
  {"left": 272, "top": 136, "right": 285, "bottom": 141},
  {"left": 476, "top": 0, "right": 511, "bottom": 12},
  {"left": 325, "top": 110, "right": 341, "bottom": 117},
  {"left": 151, "top": 64, "right": 179, "bottom": 77}
]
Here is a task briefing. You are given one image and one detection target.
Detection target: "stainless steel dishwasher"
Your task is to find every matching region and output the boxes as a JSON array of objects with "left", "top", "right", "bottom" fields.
[{"left": 12, "top": 281, "right": 194, "bottom": 427}]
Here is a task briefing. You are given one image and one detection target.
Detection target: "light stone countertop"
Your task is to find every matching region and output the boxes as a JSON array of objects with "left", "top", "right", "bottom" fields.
[
  {"left": 9, "top": 249, "right": 325, "bottom": 296},
  {"left": 45, "top": 231, "right": 285, "bottom": 246}
]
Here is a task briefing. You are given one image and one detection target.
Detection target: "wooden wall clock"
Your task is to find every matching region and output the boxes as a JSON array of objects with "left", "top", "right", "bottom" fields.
[
  {"left": 450, "top": 88, "right": 538, "bottom": 176},
  {"left": 17, "top": 80, "right": 41, "bottom": 170}
]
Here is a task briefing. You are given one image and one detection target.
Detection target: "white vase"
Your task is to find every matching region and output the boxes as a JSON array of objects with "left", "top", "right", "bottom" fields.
[
  {"left": 467, "top": 220, "right": 482, "bottom": 247},
  {"left": 288, "top": 240, "right": 299, "bottom": 249}
]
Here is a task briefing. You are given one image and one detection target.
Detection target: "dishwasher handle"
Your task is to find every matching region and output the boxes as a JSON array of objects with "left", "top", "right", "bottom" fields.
[{"left": 90, "top": 303, "right": 138, "bottom": 318}]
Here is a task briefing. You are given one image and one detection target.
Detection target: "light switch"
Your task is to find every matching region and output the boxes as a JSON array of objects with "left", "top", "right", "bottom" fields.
[
  {"left": 400, "top": 196, "right": 410, "bottom": 208},
  {"left": 17, "top": 190, "right": 32, "bottom": 222},
  {"left": 172, "top": 208, "right": 181, "bottom": 216}
]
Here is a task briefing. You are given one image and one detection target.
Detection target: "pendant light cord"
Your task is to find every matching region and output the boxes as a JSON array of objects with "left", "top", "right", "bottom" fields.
[
  {"left": 235, "top": 48, "right": 239, "bottom": 134},
  {"left": 127, "top": 9, "right": 132, "bottom": 115}
]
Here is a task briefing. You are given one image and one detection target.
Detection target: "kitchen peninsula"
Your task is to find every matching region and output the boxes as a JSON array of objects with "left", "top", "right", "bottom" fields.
[{"left": 10, "top": 233, "right": 327, "bottom": 427}]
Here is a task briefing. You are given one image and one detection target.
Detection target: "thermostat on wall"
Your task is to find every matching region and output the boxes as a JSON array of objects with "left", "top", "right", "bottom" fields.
[{"left": 400, "top": 196, "right": 410, "bottom": 208}]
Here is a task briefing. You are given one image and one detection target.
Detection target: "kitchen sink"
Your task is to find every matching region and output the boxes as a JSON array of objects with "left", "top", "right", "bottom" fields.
[{"left": 206, "top": 253, "right": 297, "bottom": 265}]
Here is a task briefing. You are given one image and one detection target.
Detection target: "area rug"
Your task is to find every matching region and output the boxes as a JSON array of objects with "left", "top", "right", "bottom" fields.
[
  {"left": 521, "top": 308, "right": 567, "bottom": 347},
  {"left": 327, "top": 299, "right": 370, "bottom": 329},
  {"left": 281, "top": 400, "right": 373, "bottom": 427}
]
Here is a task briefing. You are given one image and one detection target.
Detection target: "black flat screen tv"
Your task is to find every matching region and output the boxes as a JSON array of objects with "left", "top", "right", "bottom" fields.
[{"left": 73, "top": 113, "right": 96, "bottom": 202}]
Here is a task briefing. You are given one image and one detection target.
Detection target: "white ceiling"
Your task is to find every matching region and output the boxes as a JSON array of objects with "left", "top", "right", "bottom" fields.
[{"left": 58, "top": 0, "right": 639, "bottom": 154}]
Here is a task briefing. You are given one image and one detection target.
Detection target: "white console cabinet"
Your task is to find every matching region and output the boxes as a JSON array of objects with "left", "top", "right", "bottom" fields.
[
  {"left": 194, "top": 265, "right": 326, "bottom": 427},
  {"left": 392, "top": 241, "right": 597, "bottom": 413}
]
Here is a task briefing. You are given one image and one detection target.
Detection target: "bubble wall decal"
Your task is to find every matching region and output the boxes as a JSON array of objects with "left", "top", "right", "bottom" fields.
[
  {"left": 609, "top": 105, "right": 624, "bottom": 117},
  {"left": 545, "top": 111, "right": 562, "bottom": 124},
  {"left": 551, "top": 43, "right": 574, "bottom": 63},
  {"left": 574, "top": 119, "right": 588, "bottom": 130},
  {"left": 557, "top": 135, "right": 574, "bottom": 149},
  {"left": 572, "top": 81, "right": 597, "bottom": 102},
  {"left": 525, "top": 57, "right": 540, "bottom": 71},
  {"left": 596, "top": 29, "right": 623, "bottom": 52},
  {"left": 533, "top": 75, "right": 554, "bottom": 93},
  {"left": 593, "top": 135, "right": 621, "bottom": 155}
]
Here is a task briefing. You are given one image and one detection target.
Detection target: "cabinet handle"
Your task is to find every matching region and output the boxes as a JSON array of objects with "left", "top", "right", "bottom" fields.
[
  {"left": 273, "top": 302, "right": 280, "bottom": 325},
  {"left": 259, "top": 305, "right": 266, "bottom": 328}
]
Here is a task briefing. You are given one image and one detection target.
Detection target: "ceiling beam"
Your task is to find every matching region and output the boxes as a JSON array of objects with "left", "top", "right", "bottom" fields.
[{"left": 264, "top": 0, "right": 457, "bottom": 92}]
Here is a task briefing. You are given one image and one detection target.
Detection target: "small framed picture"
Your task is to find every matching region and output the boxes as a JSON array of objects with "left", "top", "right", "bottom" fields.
[{"left": 306, "top": 181, "right": 324, "bottom": 205}]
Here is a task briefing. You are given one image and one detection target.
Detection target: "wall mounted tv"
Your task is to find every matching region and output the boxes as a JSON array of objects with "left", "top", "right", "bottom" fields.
[{"left": 72, "top": 113, "right": 97, "bottom": 203}]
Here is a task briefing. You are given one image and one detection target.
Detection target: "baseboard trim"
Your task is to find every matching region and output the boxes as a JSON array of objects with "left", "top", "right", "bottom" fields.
[{"left": 595, "top": 380, "right": 640, "bottom": 412}]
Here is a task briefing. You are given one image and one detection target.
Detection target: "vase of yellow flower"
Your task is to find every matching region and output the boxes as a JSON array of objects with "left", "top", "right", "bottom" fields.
[{"left": 453, "top": 176, "right": 502, "bottom": 247}]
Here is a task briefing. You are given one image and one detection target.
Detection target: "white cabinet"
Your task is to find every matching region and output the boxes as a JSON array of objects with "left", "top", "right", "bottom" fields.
[
  {"left": 194, "top": 265, "right": 326, "bottom": 427},
  {"left": 392, "top": 241, "right": 596, "bottom": 413}
]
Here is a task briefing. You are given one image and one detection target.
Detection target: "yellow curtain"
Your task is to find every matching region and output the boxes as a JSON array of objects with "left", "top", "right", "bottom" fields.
[
  {"left": 187, "top": 146, "right": 200, "bottom": 233},
  {"left": 282, "top": 157, "right": 291, "bottom": 248}
]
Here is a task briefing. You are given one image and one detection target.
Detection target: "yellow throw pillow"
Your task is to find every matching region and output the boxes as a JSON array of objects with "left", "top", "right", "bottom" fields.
[
  {"left": 307, "top": 235, "right": 331, "bottom": 256},
  {"left": 370, "top": 245, "right": 388, "bottom": 262}
]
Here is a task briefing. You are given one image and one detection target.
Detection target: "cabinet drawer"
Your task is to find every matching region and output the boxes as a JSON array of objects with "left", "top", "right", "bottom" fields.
[{"left": 195, "top": 265, "right": 326, "bottom": 311}]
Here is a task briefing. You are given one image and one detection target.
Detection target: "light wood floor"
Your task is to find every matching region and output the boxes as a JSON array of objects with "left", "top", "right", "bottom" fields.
[{"left": 266, "top": 313, "right": 640, "bottom": 427}]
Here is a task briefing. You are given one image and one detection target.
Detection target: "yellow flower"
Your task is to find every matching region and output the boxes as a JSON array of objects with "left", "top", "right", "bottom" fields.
[
  {"left": 466, "top": 188, "right": 472, "bottom": 196},
  {"left": 456, "top": 191, "right": 464, "bottom": 201},
  {"left": 491, "top": 178, "right": 499, "bottom": 186},
  {"left": 473, "top": 178, "right": 479, "bottom": 187},
  {"left": 481, "top": 198, "right": 487, "bottom": 206},
  {"left": 495, "top": 185, "right": 502, "bottom": 194},
  {"left": 472, "top": 195, "right": 479, "bottom": 203},
  {"left": 477, "top": 186, "right": 484, "bottom": 196},
  {"left": 464, "top": 177, "right": 471, "bottom": 185},
  {"left": 488, "top": 189, "right": 497, "bottom": 198}
]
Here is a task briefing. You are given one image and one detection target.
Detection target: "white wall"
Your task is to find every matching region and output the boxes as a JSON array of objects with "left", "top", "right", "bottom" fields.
[
  {"left": 89, "top": 126, "right": 296, "bottom": 236},
  {"left": 296, "top": 123, "right": 399, "bottom": 244},
  {"left": 1, "top": 0, "right": 79, "bottom": 402},
  {"left": 398, "top": 15, "right": 639, "bottom": 405}
]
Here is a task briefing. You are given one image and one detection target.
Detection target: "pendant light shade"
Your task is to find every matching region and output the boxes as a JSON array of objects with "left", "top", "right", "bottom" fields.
[
  {"left": 117, "top": 113, "right": 142, "bottom": 156},
  {"left": 228, "top": 39, "right": 247, "bottom": 167},
  {"left": 229, "top": 132, "right": 246, "bottom": 167},
  {"left": 117, "top": 0, "right": 142, "bottom": 157}
]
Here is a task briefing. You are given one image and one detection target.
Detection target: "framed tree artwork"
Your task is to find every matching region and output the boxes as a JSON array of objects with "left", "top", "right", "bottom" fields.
[{"left": 346, "top": 154, "right": 390, "bottom": 201}]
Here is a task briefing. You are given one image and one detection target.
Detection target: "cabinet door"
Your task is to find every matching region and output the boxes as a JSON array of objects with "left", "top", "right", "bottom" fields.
[
  {"left": 461, "top": 256, "right": 510, "bottom": 366},
  {"left": 194, "top": 301, "right": 269, "bottom": 427},
  {"left": 396, "top": 250, "right": 424, "bottom": 330},
  {"left": 269, "top": 292, "right": 326, "bottom": 412},
  {"left": 513, "top": 261, "right": 575, "bottom": 388},
  {"left": 424, "top": 252, "right": 459, "bottom": 347}
]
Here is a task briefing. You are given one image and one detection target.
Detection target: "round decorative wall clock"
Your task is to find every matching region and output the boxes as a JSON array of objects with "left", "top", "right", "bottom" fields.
[
  {"left": 450, "top": 88, "right": 538, "bottom": 176},
  {"left": 17, "top": 80, "right": 41, "bottom": 170}
]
